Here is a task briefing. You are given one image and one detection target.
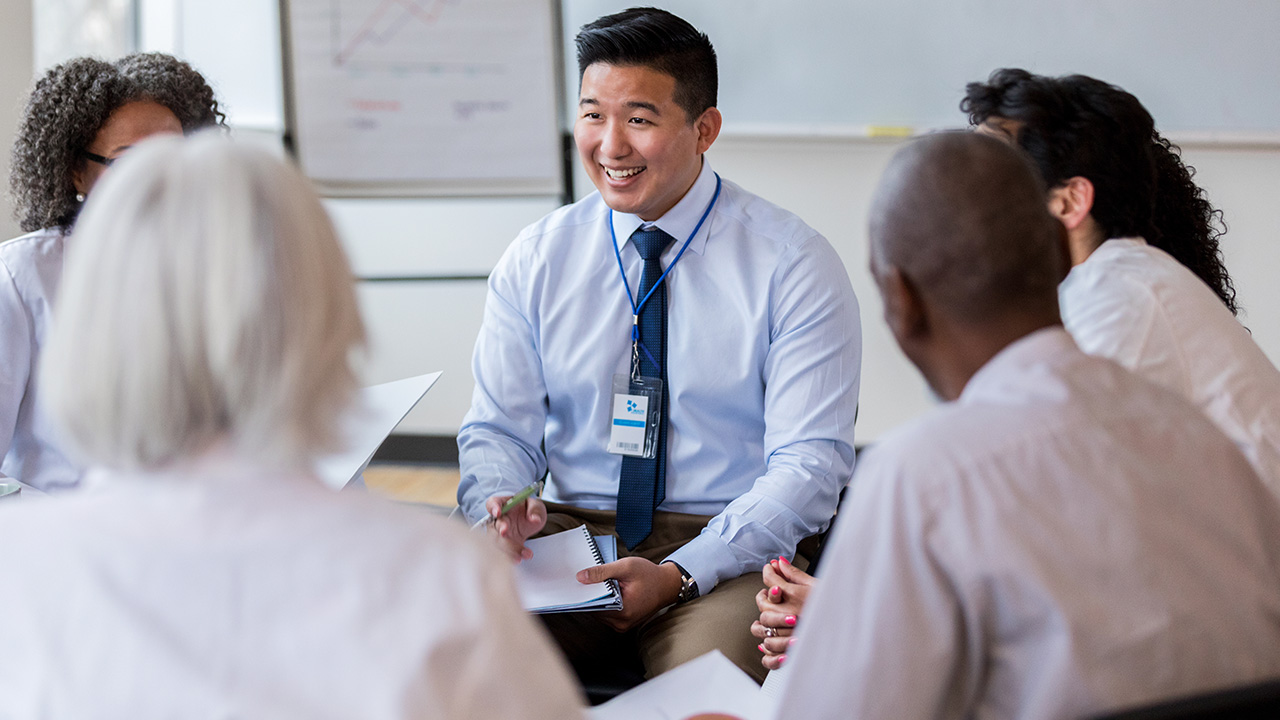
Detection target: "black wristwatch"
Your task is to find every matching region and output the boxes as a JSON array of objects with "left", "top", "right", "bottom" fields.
[{"left": 664, "top": 561, "right": 699, "bottom": 604}]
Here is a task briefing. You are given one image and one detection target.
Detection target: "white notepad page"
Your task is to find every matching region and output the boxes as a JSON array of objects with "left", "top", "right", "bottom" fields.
[{"left": 514, "top": 526, "right": 618, "bottom": 612}]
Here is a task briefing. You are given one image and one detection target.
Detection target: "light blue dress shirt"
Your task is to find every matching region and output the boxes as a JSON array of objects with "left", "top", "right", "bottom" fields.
[
  {"left": 458, "top": 161, "right": 862, "bottom": 591},
  {"left": 0, "top": 228, "right": 80, "bottom": 494}
]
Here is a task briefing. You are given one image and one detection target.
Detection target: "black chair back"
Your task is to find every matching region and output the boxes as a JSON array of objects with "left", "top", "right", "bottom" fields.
[{"left": 1092, "top": 679, "right": 1280, "bottom": 719}]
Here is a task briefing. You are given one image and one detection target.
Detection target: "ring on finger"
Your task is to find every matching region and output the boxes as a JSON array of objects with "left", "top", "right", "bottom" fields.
[{"left": 765, "top": 627, "right": 777, "bottom": 638}]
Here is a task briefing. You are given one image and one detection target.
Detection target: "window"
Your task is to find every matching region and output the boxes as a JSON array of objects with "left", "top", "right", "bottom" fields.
[{"left": 33, "top": 0, "right": 137, "bottom": 72}]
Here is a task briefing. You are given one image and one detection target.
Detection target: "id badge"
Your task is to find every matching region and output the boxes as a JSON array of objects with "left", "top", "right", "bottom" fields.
[{"left": 607, "top": 374, "right": 663, "bottom": 458}]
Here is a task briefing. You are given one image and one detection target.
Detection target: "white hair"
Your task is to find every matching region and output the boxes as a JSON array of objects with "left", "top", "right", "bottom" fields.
[{"left": 41, "top": 133, "right": 365, "bottom": 471}]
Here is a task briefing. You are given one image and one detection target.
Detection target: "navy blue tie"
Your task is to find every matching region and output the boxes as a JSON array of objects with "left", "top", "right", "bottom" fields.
[{"left": 616, "top": 227, "right": 674, "bottom": 549}]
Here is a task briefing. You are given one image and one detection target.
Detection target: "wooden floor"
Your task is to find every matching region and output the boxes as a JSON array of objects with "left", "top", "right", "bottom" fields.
[{"left": 363, "top": 464, "right": 460, "bottom": 510}]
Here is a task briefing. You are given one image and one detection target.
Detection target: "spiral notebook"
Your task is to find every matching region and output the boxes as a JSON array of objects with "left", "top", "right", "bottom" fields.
[{"left": 513, "top": 526, "right": 624, "bottom": 613}]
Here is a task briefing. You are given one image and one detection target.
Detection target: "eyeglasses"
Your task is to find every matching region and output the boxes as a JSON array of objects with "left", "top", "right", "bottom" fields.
[{"left": 82, "top": 150, "right": 115, "bottom": 167}]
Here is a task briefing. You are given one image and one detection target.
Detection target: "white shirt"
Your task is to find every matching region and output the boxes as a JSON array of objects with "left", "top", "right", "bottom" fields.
[
  {"left": 457, "top": 160, "right": 862, "bottom": 592},
  {"left": 0, "top": 228, "right": 79, "bottom": 493},
  {"left": 0, "top": 453, "right": 584, "bottom": 720},
  {"left": 778, "top": 328, "right": 1280, "bottom": 720},
  {"left": 1060, "top": 237, "right": 1280, "bottom": 498}
]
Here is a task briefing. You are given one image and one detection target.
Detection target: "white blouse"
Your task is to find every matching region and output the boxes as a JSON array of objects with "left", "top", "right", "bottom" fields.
[
  {"left": 0, "top": 228, "right": 80, "bottom": 493},
  {"left": 1060, "top": 237, "right": 1280, "bottom": 499}
]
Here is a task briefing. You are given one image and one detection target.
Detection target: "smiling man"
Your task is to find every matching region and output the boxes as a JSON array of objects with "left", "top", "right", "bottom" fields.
[{"left": 456, "top": 7, "right": 861, "bottom": 683}]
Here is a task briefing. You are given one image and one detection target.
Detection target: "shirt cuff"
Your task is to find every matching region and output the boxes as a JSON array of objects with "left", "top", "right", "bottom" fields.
[
  {"left": 663, "top": 530, "right": 742, "bottom": 596},
  {"left": 457, "top": 466, "right": 525, "bottom": 525}
]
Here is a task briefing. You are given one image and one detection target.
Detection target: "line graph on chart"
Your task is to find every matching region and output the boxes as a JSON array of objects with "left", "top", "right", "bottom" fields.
[
  {"left": 327, "top": 0, "right": 501, "bottom": 75},
  {"left": 330, "top": 0, "right": 497, "bottom": 74},
  {"left": 286, "top": 0, "right": 561, "bottom": 190}
]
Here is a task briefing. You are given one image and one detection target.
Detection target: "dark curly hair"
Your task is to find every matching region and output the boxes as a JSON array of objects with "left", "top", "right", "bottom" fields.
[
  {"left": 961, "top": 68, "right": 1238, "bottom": 315},
  {"left": 9, "top": 52, "right": 227, "bottom": 233}
]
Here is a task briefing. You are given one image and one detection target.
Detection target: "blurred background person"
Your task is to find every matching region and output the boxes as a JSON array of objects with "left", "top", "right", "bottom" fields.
[
  {"left": 965, "top": 68, "right": 1280, "bottom": 498},
  {"left": 0, "top": 134, "right": 583, "bottom": 719},
  {"left": 1, "top": 52, "right": 224, "bottom": 494}
]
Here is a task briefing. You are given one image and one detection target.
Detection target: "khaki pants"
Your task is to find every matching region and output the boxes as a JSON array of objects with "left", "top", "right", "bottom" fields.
[{"left": 537, "top": 502, "right": 776, "bottom": 684}]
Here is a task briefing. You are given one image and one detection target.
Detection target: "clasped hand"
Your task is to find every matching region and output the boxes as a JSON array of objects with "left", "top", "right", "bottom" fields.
[{"left": 750, "top": 556, "right": 815, "bottom": 670}]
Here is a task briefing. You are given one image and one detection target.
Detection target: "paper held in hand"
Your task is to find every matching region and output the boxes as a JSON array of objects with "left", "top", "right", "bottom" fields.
[
  {"left": 513, "top": 526, "right": 623, "bottom": 613},
  {"left": 313, "top": 372, "right": 441, "bottom": 490}
]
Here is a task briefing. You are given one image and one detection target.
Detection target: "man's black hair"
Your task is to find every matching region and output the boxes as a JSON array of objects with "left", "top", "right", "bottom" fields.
[
  {"left": 962, "top": 68, "right": 1237, "bottom": 314},
  {"left": 575, "top": 7, "right": 717, "bottom": 122}
]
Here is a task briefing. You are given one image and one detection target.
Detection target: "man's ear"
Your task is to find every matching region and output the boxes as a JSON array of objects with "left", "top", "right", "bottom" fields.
[
  {"left": 694, "top": 107, "right": 722, "bottom": 155},
  {"left": 878, "top": 264, "right": 927, "bottom": 345},
  {"left": 1046, "top": 176, "right": 1094, "bottom": 231}
]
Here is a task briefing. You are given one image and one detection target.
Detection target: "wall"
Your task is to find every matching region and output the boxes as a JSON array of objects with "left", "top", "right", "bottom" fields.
[
  {"left": 368, "top": 132, "right": 1280, "bottom": 443},
  {"left": 0, "top": 0, "right": 34, "bottom": 241},
  {"left": 277, "top": 123, "right": 1280, "bottom": 444},
  {"left": 693, "top": 136, "right": 1280, "bottom": 441},
  {"left": 39, "top": 0, "right": 1280, "bottom": 445}
]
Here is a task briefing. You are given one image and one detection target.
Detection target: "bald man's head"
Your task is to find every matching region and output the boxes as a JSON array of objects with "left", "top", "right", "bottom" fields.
[{"left": 870, "top": 132, "right": 1065, "bottom": 324}]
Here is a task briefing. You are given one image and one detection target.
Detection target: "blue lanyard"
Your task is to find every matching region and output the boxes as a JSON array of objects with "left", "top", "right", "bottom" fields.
[{"left": 610, "top": 173, "right": 722, "bottom": 345}]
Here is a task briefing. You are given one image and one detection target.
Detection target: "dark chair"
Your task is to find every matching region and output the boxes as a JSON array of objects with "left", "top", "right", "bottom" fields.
[
  {"left": 803, "top": 442, "right": 865, "bottom": 575},
  {"left": 801, "top": 485, "right": 846, "bottom": 575},
  {"left": 579, "top": 662, "right": 648, "bottom": 706},
  {"left": 1091, "top": 678, "right": 1280, "bottom": 719}
]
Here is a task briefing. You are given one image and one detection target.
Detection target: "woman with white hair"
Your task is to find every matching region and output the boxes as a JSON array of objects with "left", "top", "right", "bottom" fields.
[{"left": 0, "top": 134, "right": 583, "bottom": 719}]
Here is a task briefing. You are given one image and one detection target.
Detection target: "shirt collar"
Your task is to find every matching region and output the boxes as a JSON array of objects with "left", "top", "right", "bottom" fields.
[
  {"left": 610, "top": 158, "right": 719, "bottom": 258},
  {"left": 959, "top": 326, "right": 1077, "bottom": 405},
  {"left": 1095, "top": 236, "right": 1148, "bottom": 255}
]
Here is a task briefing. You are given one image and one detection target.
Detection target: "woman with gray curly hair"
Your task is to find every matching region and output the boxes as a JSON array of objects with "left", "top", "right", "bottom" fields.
[{"left": 0, "top": 52, "right": 224, "bottom": 495}]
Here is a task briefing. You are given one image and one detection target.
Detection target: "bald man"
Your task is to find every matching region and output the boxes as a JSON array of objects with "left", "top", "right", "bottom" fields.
[{"left": 771, "top": 133, "right": 1280, "bottom": 719}]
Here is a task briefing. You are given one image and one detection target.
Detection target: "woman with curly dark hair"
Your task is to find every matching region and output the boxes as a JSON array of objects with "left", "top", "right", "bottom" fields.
[
  {"left": 962, "top": 68, "right": 1280, "bottom": 497},
  {"left": 0, "top": 52, "right": 225, "bottom": 495}
]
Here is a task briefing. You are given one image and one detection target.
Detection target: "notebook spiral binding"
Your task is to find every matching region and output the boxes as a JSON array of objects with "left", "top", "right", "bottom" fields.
[{"left": 582, "top": 526, "right": 624, "bottom": 607}]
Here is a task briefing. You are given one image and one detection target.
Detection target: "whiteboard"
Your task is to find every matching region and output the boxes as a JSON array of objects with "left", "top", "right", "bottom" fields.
[
  {"left": 283, "top": 0, "right": 564, "bottom": 195},
  {"left": 562, "top": 0, "right": 1280, "bottom": 141}
]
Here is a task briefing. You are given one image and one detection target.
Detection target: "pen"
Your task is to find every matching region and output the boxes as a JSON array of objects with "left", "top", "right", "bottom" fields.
[{"left": 470, "top": 480, "right": 543, "bottom": 530}]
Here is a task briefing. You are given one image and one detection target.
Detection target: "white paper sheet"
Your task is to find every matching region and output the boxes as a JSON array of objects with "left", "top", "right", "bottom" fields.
[
  {"left": 513, "top": 526, "right": 621, "bottom": 612},
  {"left": 313, "top": 372, "right": 441, "bottom": 490},
  {"left": 590, "top": 650, "right": 775, "bottom": 720},
  {"left": 759, "top": 664, "right": 790, "bottom": 703}
]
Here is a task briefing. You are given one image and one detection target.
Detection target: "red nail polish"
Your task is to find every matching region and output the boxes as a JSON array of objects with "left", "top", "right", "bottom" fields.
[
  {"left": 778, "top": 654, "right": 787, "bottom": 666},
  {"left": 758, "top": 643, "right": 765, "bottom": 653},
  {"left": 784, "top": 615, "right": 797, "bottom": 626},
  {"left": 780, "top": 556, "right": 791, "bottom": 566},
  {"left": 769, "top": 586, "right": 780, "bottom": 597},
  {"left": 789, "top": 638, "right": 797, "bottom": 646}
]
